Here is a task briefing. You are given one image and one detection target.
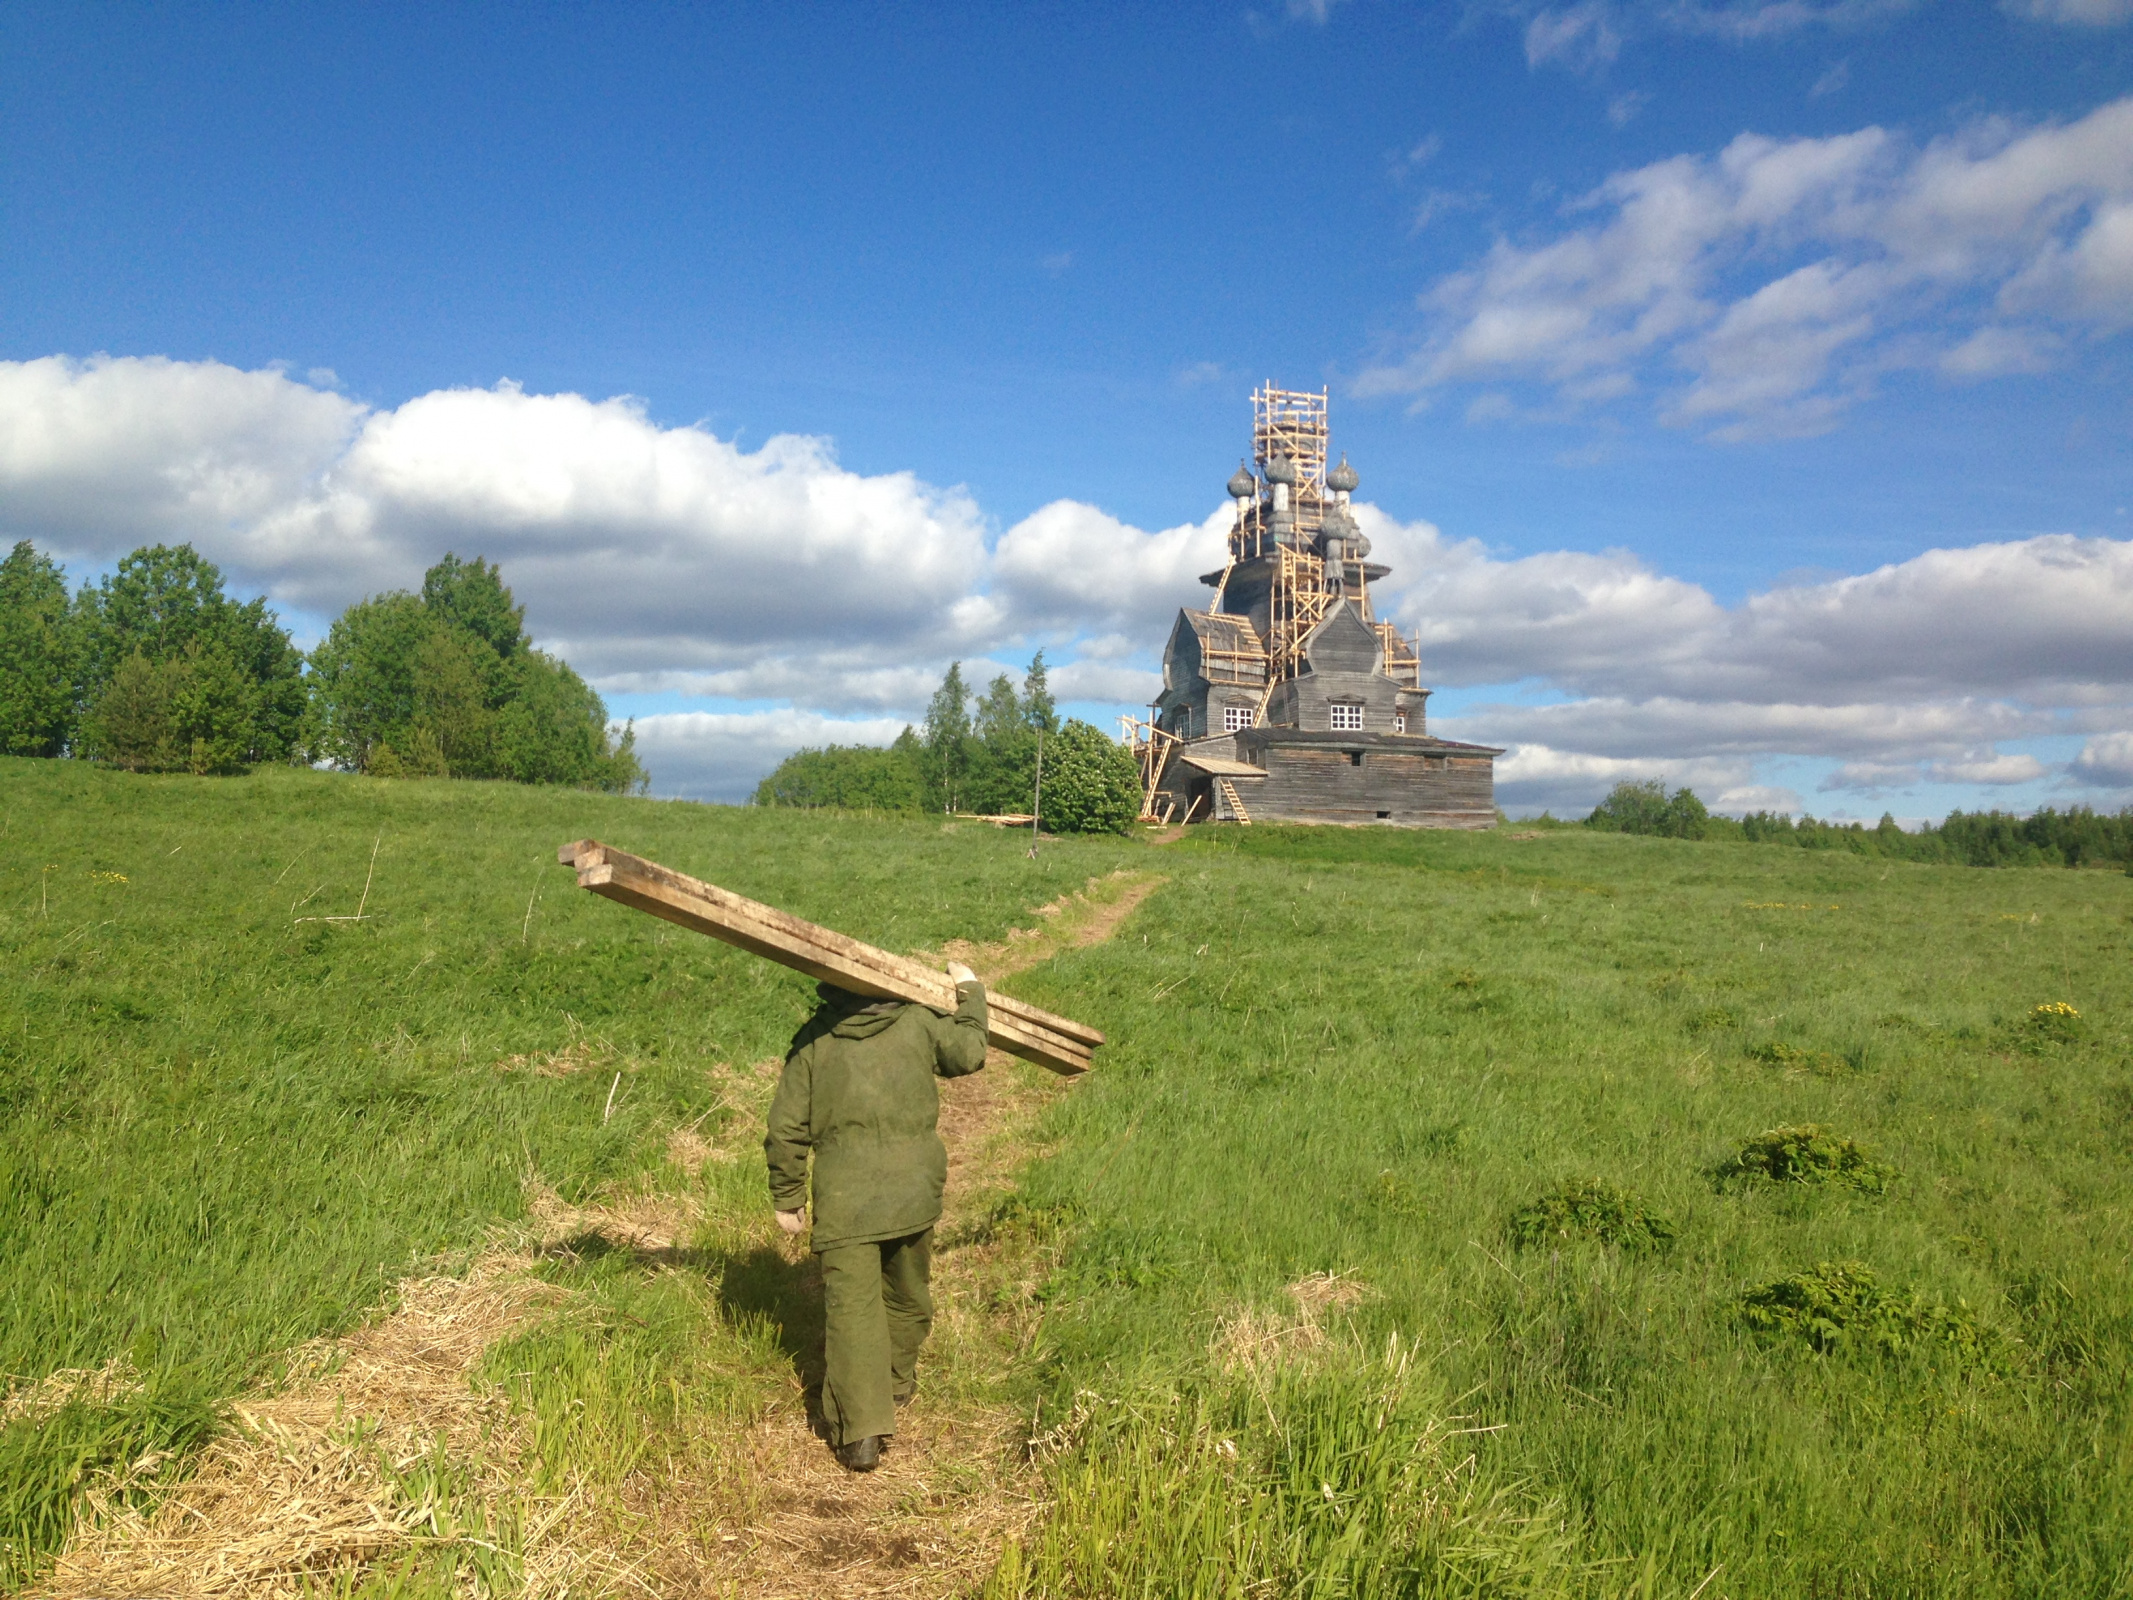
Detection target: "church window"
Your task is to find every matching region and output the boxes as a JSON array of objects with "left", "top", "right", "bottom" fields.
[
  {"left": 1394, "top": 711, "right": 1407, "bottom": 734},
  {"left": 1223, "top": 704, "right": 1253, "bottom": 732},
  {"left": 1330, "top": 703, "right": 1364, "bottom": 731}
]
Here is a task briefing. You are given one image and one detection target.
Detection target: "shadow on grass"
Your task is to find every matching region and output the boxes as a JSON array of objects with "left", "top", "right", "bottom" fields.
[{"left": 540, "top": 1230, "right": 828, "bottom": 1424}]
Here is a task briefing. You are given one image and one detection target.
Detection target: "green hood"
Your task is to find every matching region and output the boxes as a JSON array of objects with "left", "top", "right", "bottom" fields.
[{"left": 814, "top": 983, "right": 911, "bottom": 1041}]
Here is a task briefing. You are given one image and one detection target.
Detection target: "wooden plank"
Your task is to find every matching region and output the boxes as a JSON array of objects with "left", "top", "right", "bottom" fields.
[{"left": 557, "top": 840, "right": 1100, "bottom": 1075}]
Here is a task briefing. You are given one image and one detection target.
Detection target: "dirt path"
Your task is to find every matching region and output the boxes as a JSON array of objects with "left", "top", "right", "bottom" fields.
[{"left": 34, "top": 870, "right": 1164, "bottom": 1600}]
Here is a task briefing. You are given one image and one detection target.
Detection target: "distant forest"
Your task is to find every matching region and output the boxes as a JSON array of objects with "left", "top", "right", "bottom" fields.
[
  {"left": 1580, "top": 780, "right": 2133, "bottom": 870},
  {"left": 753, "top": 654, "right": 1143, "bottom": 835},
  {"left": 0, "top": 539, "right": 643, "bottom": 792}
]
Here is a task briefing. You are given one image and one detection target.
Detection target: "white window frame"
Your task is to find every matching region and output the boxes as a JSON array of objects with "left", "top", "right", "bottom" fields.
[
  {"left": 1329, "top": 703, "right": 1365, "bottom": 731},
  {"left": 1223, "top": 704, "right": 1254, "bottom": 732},
  {"left": 1393, "top": 711, "right": 1407, "bottom": 734}
]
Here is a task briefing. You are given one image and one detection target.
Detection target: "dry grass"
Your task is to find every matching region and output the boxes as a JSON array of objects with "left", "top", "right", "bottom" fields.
[
  {"left": 933, "top": 869, "right": 1165, "bottom": 984},
  {"left": 2, "top": 1358, "right": 146, "bottom": 1427},
  {"left": 30, "top": 1257, "right": 615, "bottom": 1599},
  {"left": 1211, "top": 1273, "right": 1374, "bottom": 1378},
  {"left": 32, "top": 872, "right": 1160, "bottom": 1599}
]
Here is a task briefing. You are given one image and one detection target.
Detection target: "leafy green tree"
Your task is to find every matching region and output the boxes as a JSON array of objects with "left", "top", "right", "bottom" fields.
[
  {"left": 1040, "top": 718, "right": 1139, "bottom": 835},
  {"left": 421, "top": 553, "right": 527, "bottom": 666},
  {"left": 1585, "top": 780, "right": 1709, "bottom": 839},
  {"left": 70, "top": 544, "right": 305, "bottom": 768},
  {"left": 305, "top": 592, "right": 437, "bottom": 771},
  {"left": 1023, "top": 648, "right": 1058, "bottom": 735},
  {"left": 309, "top": 556, "right": 643, "bottom": 791},
  {"left": 493, "top": 650, "right": 644, "bottom": 790},
  {"left": 0, "top": 540, "right": 77, "bottom": 756},
  {"left": 80, "top": 640, "right": 257, "bottom": 774},
  {"left": 753, "top": 743, "right": 927, "bottom": 810},
  {"left": 922, "top": 661, "right": 973, "bottom": 812}
]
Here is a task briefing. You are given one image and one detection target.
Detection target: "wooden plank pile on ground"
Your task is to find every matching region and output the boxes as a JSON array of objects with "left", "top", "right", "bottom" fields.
[{"left": 557, "top": 840, "right": 1102, "bottom": 1075}]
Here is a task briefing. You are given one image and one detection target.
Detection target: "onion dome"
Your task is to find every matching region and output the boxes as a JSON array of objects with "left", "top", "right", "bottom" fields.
[
  {"left": 1227, "top": 462, "right": 1257, "bottom": 500},
  {"left": 1348, "top": 531, "right": 1372, "bottom": 559},
  {"left": 1263, "top": 453, "right": 1299, "bottom": 486},
  {"left": 1327, "top": 455, "right": 1359, "bottom": 494}
]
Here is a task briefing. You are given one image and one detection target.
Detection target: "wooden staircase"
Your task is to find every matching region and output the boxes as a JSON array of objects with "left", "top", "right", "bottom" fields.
[{"left": 1218, "top": 777, "right": 1253, "bottom": 824}]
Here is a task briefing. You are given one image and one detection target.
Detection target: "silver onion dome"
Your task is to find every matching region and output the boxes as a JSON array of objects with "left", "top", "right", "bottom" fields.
[
  {"left": 1263, "top": 454, "right": 1299, "bottom": 486},
  {"left": 1227, "top": 462, "right": 1257, "bottom": 499},
  {"left": 1327, "top": 454, "right": 1359, "bottom": 493}
]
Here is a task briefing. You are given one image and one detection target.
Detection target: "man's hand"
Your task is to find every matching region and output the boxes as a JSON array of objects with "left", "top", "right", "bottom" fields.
[
  {"left": 775, "top": 1209, "right": 806, "bottom": 1236},
  {"left": 947, "top": 962, "right": 978, "bottom": 986}
]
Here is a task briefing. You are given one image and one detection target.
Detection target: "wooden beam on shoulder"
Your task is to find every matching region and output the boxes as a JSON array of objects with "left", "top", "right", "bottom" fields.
[{"left": 557, "top": 840, "right": 1101, "bottom": 1075}]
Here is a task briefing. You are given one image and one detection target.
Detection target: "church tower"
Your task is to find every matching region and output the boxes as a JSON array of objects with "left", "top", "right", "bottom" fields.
[{"left": 1131, "top": 386, "right": 1501, "bottom": 827}]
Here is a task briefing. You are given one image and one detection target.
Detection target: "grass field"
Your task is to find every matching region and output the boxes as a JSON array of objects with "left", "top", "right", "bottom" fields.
[{"left": 4, "top": 758, "right": 2130, "bottom": 1596}]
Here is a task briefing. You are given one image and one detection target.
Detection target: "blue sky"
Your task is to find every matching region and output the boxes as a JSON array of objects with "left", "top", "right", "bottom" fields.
[{"left": 3, "top": 1, "right": 2129, "bottom": 814}]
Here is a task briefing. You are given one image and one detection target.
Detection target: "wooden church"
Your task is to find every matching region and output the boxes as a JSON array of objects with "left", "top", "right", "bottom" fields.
[{"left": 1127, "top": 386, "right": 1500, "bottom": 828}]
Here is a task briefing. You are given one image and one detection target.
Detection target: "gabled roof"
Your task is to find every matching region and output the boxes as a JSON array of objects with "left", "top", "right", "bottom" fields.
[
  {"left": 1178, "top": 609, "right": 1264, "bottom": 655},
  {"left": 1300, "top": 600, "right": 1382, "bottom": 676}
]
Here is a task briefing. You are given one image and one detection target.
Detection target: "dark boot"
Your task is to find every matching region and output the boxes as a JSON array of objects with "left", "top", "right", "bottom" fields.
[{"left": 835, "top": 1435, "right": 883, "bottom": 1473}]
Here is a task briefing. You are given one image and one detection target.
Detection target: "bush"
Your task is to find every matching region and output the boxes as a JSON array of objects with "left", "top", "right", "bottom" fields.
[
  {"left": 78, "top": 644, "right": 259, "bottom": 775},
  {"left": 1506, "top": 1179, "right": 1675, "bottom": 1253},
  {"left": 0, "top": 541, "right": 77, "bottom": 757},
  {"left": 70, "top": 544, "right": 306, "bottom": 769},
  {"left": 308, "top": 555, "right": 643, "bottom": 792},
  {"left": 1717, "top": 1125, "right": 1892, "bottom": 1192},
  {"left": 753, "top": 741, "right": 927, "bottom": 811},
  {"left": 1584, "top": 780, "right": 1710, "bottom": 839},
  {"left": 1040, "top": 719, "right": 1141, "bottom": 835},
  {"left": 1746, "top": 1040, "right": 1852, "bottom": 1076},
  {"left": 1735, "top": 1261, "right": 1999, "bottom": 1365}
]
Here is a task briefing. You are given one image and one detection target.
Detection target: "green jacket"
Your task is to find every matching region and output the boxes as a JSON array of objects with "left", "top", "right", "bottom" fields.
[{"left": 765, "top": 980, "right": 988, "bottom": 1250}]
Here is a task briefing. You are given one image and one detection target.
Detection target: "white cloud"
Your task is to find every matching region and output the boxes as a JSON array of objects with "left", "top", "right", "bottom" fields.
[
  {"left": 1356, "top": 96, "right": 2133, "bottom": 436},
  {"left": 2072, "top": 730, "right": 2133, "bottom": 787},
  {"left": 7, "top": 352, "right": 2127, "bottom": 811},
  {"left": 1489, "top": 742, "right": 1760, "bottom": 810},
  {"left": 1363, "top": 505, "right": 2133, "bottom": 706},
  {"left": 2002, "top": 0, "right": 2133, "bottom": 25},
  {"left": 1504, "top": 0, "right": 1921, "bottom": 61},
  {"left": 631, "top": 711, "right": 910, "bottom": 803},
  {"left": 1927, "top": 752, "right": 2048, "bottom": 784}
]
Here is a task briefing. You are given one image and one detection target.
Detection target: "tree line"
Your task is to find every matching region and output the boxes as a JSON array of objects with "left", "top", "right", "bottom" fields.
[
  {"left": 753, "top": 654, "right": 1143, "bottom": 834},
  {"left": 0, "top": 539, "right": 644, "bottom": 791},
  {"left": 1580, "top": 779, "right": 2133, "bottom": 869}
]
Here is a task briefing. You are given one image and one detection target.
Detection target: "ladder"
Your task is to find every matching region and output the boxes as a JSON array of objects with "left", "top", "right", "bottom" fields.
[{"left": 1218, "top": 778, "right": 1253, "bottom": 824}]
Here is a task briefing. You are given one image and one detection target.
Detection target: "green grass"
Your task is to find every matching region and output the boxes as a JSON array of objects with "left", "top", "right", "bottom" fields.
[
  {"left": 0, "top": 758, "right": 1141, "bottom": 1585},
  {"left": 5, "top": 760, "right": 2133, "bottom": 1595},
  {"left": 999, "top": 822, "right": 2133, "bottom": 1597}
]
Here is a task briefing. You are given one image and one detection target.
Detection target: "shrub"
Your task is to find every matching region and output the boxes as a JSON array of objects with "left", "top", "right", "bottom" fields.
[
  {"left": 1735, "top": 1261, "right": 1998, "bottom": 1366},
  {"left": 1746, "top": 1040, "right": 1851, "bottom": 1076},
  {"left": 0, "top": 540, "right": 77, "bottom": 757},
  {"left": 753, "top": 741, "right": 926, "bottom": 811},
  {"left": 1718, "top": 1125, "right": 1892, "bottom": 1192},
  {"left": 2022, "top": 1001, "right": 2084, "bottom": 1049},
  {"left": 1584, "top": 780, "right": 1710, "bottom": 839},
  {"left": 1507, "top": 1179, "right": 1675, "bottom": 1253},
  {"left": 309, "top": 557, "right": 643, "bottom": 791},
  {"left": 72, "top": 544, "right": 305, "bottom": 768},
  {"left": 1040, "top": 719, "right": 1141, "bottom": 835},
  {"left": 79, "top": 644, "right": 258, "bottom": 775}
]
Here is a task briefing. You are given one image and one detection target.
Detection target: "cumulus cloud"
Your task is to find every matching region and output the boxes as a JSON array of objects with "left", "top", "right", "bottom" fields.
[
  {"left": 6, "top": 352, "right": 2127, "bottom": 810},
  {"left": 2002, "top": 0, "right": 2133, "bottom": 25},
  {"left": 2072, "top": 730, "right": 2133, "bottom": 787},
  {"left": 1356, "top": 96, "right": 2133, "bottom": 437},
  {"left": 632, "top": 710, "right": 909, "bottom": 803},
  {"left": 1501, "top": 0, "right": 1925, "bottom": 68}
]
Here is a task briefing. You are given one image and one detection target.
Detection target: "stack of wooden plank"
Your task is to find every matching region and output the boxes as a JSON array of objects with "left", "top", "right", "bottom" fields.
[{"left": 557, "top": 839, "right": 1102, "bottom": 1075}]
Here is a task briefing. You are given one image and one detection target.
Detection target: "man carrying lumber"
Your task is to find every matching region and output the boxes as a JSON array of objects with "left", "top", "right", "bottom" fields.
[{"left": 765, "top": 959, "right": 987, "bottom": 1472}]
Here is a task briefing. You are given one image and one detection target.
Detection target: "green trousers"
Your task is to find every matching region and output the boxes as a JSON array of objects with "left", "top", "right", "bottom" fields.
[{"left": 817, "top": 1227, "right": 933, "bottom": 1446}]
